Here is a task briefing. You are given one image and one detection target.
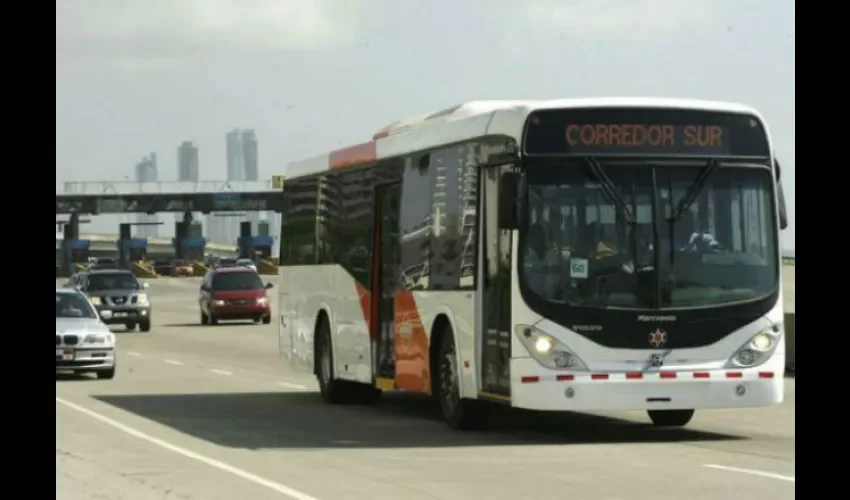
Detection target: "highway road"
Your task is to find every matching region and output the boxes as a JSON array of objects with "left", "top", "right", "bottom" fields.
[{"left": 57, "top": 277, "right": 795, "bottom": 500}]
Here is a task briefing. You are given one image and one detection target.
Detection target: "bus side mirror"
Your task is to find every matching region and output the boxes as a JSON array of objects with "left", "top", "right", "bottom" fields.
[{"left": 498, "top": 172, "right": 520, "bottom": 230}]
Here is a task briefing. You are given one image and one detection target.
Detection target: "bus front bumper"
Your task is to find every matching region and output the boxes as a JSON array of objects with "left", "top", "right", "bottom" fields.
[{"left": 507, "top": 358, "right": 784, "bottom": 412}]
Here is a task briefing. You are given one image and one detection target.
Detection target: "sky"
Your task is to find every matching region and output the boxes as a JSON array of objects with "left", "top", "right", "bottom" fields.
[{"left": 56, "top": 0, "right": 795, "bottom": 250}]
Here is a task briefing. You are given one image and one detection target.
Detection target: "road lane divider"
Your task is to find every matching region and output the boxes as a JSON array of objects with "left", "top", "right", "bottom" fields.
[
  {"left": 702, "top": 464, "right": 794, "bottom": 482},
  {"left": 277, "top": 382, "right": 308, "bottom": 390}
]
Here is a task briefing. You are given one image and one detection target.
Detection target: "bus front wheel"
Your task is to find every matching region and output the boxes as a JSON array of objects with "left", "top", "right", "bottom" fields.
[
  {"left": 647, "top": 409, "right": 695, "bottom": 427},
  {"left": 436, "top": 325, "right": 483, "bottom": 430}
]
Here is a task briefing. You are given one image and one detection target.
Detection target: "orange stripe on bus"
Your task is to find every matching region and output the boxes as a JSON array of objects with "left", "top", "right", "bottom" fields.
[
  {"left": 393, "top": 291, "right": 431, "bottom": 394},
  {"left": 329, "top": 141, "right": 377, "bottom": 169},
  {"left": 354, "top": 281, "right": 372, "bottom": 334}
]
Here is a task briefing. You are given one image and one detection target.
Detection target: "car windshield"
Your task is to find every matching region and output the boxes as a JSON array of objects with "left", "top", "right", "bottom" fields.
[
  {"left": 56, "top": 292, "right": 97, "bottom": 319},
  {"left": 87, "top": 273, "right": 140, "bottom": 291},
  {"left": 519, "top": 160, "right": 778, "bottom": 310},
  {"left": 212, "top": 272, "right": 264, "bottom": 291}
]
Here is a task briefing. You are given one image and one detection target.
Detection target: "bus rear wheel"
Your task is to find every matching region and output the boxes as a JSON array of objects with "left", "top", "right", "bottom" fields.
[
  {"left": 647, "top": 409, "right": 695, "bottom": 427},
  {"left": 315, "top": 317, "right": 380, "bottom": 405},
  {"left": 436, "top": 325, "right": 483, "bottom": 430}
]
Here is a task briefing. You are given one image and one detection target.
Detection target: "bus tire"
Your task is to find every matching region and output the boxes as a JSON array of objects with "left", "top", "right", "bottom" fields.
[
  {"left": 436, "top": 325, "right": 482, "bottom": 430},
  {"left": 316, "top": 317, "right": 346, "bottom": 404},
  {"left": 647, "top": 409, "right": 695, "bottom": 427}
]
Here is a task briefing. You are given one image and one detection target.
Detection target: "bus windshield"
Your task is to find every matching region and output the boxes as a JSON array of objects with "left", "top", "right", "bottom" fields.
[{"left": 518, "top": 159, "right": 779, "bottom": 311}]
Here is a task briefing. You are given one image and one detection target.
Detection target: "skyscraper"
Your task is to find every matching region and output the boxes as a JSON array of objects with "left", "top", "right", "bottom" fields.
[
  {"left": 209, "top": 129, "right": 261, "bottom": 245},
  {"left": 135, "top": 152, "right": 157, "bottom": 183},
  {"left": 225, "top": 129, "right": 258, "bottom": 181},
  {"left": 177, "top": 141, "right": 199, "bottom": 182},
  {"left": 134, "top": 153, "right": 159, "bottom": 238}
]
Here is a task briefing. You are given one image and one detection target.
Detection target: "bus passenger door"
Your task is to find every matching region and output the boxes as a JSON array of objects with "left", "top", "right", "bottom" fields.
[
  {"left": 480, "top": 164, "right": 514, "bottom": 398},
  {"left": 371, "top": 183, "right": 401, "bottom": 383}
]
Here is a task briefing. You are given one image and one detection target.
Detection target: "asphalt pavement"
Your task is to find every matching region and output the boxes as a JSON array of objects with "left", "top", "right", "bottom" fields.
[{"left": 56, "top": 277, "right": 795, "bottom": 500}]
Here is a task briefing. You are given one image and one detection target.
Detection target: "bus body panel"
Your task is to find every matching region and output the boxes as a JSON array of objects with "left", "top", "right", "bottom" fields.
[
  {"left": 281, "top": 264, "right": 373, "bottom": 383},
  {"left": 277, "top": 98, "right": 786, "bottom": 420}
]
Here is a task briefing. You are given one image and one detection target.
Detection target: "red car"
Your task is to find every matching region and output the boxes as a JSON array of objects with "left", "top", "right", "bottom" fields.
[{"left": 199, "top": 267, "right": 273, "bottom": 325}]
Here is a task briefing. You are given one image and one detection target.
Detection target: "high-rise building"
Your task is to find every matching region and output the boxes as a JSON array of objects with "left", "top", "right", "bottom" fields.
[
  {"left": 225, "top": 129, "right": 258, "bottom": 181},
  {"left": 134, "top": 153, "right": 159, "bottom": 238},
  {"left": 135, "top": 152, "right": 157, "bottom": 183},
  {"left": 209, "top": 129, "right": 261, "bottom": 245},
  {"left": 177, "top": 141, "right": 199, "bottom": 182}
]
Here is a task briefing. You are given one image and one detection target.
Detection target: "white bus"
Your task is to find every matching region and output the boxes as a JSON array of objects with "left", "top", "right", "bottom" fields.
[{"left": 277, "top": 98, "right": 789, "bottom": 429}]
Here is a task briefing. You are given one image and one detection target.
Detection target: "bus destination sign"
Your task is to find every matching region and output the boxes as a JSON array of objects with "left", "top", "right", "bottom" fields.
[{"left": 523, "top": 107, "right": 770, "bottom": 157}]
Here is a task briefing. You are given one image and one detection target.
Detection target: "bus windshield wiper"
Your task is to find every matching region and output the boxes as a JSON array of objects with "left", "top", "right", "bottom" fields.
[
  {"left": 670, "top": 158, "right": 721, "bottom": 221},
  {"left": 584, "top": 157, "right": 636, "bottom": 224}
]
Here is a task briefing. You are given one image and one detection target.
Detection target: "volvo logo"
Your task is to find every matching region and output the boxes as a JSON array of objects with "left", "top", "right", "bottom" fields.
[{"left": 648, "top": 328, "right": 668, "bottom": 348}]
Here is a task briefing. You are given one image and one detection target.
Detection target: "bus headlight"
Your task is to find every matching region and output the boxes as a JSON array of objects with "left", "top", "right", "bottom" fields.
[
  {"left": 726, "top": 325, "right": 781, "bottom": 368},
  {"left": 514, "top": 324, "right": 589, "bottom": 371}
]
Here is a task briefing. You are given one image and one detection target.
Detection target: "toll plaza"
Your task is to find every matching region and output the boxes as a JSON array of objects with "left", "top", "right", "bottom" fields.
[{"left": 56, "top": 180, "right": 284, "bottom": 277}]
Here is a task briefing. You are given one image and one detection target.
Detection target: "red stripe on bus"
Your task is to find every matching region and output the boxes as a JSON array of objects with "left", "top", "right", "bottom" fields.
[{"left": 330, "top": 141, "right": 377, "bottom": 169}]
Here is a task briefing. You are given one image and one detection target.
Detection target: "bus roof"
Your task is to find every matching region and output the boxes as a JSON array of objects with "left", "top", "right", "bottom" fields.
[{"left": 285, "top": 97, "right": 763, "bottom": 180}]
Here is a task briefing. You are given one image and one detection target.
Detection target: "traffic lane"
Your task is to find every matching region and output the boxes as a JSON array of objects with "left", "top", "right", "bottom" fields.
[
  {"left": 58, "top": 352, "right": 793, "bottom": 500},
  {"left": 117, "top": 319, "right": 796, "bottom": 467},
  {"left": 126, "top": 280, "right": 796, "bottom": 466},
  {"left": 57, "top": 402, "right": 290, "bottom": 500}
]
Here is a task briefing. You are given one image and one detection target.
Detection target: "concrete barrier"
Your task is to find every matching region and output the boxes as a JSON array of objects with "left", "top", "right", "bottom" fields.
[
  {"left": 258, "top": 259, "right": 278, "bottom": 276},
  {"left": 131, "top": 261, "right": 158, "bottom": 279}
]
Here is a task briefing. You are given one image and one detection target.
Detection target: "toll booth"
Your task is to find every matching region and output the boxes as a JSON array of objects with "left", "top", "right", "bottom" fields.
[
  {"left": 174, "top": 219, "right": 205, "bottom": 261},
  {"left": 237, "top": 221, "right": 274, "bottom": 261},
  {"left": 59, "top": 215, "right": 89, "bottom": 277},
  {"left": 252, "top": 235, "right": 274, "bottom": 259},
  {"left": 173, "top": 236, "right": 206, "bottom": 261},
  {"left": 61, "top": 239, "right": 90, "bottom": 277},
  {"left": 118, "top": 238, "right": 148, "bottom": 263},
  {"left": 237, "top": 221, "right": 254, "bottom": 259}
]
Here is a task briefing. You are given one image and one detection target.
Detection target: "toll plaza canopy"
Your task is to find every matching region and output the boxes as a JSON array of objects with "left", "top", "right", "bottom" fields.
[{"left": 56, "top": 191, "right": 284, "bottom": 214}]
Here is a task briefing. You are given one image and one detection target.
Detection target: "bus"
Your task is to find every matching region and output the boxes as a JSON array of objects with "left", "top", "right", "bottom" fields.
[{"left": 277, "top": 98, "right": 789, "bottom": 430}]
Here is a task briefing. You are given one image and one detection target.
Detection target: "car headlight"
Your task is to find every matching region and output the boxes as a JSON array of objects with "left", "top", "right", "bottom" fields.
[
  {"left": 212, "top": 299, "right": 225, "bottom": 306},
  {"left": 256, "top": 297, "right": 269, "bottom": 306},
  {"left": 514, "top": 324, "right": 589, "bottom": 371},
  {"left": 726, "top": 324, "right": 782, "bottom": 368},
  {"left": 136, "top": 293, "right": 149, "bottom": 305},
  {"left": 83, "top": 333, "right": 114, "bottom": 345},
  {"left": 89, "top": 297, "right": 101, "bottom": 305}
]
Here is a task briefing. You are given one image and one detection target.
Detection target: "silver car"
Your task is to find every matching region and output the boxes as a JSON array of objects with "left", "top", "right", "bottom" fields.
[
  {"left": 235, "top": 258, "right": 257, "bottom": 272},
  {"left": 56, "top": 287, "right": 117, "bottom": 379},
  {"left": 67, "top": 268, "right": 152, "bottom": 332}
]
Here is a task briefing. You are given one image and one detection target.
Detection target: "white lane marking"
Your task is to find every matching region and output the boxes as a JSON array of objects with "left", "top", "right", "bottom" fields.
[
  {"left": 56, "top": 397, "right": 321, "bottom": 500},
  {"left": 210, "top": 368, "right": 233, "bottom": 376},
  {"left": 277, "top": 382, "right": 308, "bottom": 390},
  {"left": 702, "top": 464, "right": 795, "bottom": 482},
  {"left": 127, "top": 351, "right": 143, "bottom": 357},
  {"left": 164, "top": 359, "right": 184, "bottom": 366}
]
